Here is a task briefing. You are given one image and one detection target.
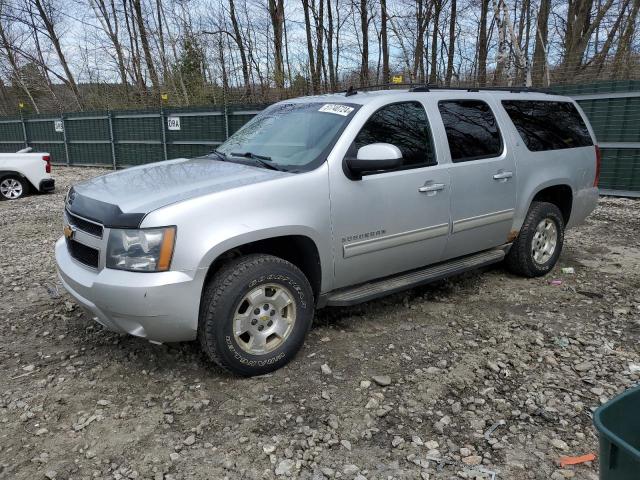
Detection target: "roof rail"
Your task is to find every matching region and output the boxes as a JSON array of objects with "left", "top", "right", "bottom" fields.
[
  {"left": 338, "top": 83, "right": 556, "bottom": 96},
  {"left": 340, "top": 82, "right": 429, "bottom": 96},
  {"left": 410, "top": 85, "right": 557, "bottom": 94}
]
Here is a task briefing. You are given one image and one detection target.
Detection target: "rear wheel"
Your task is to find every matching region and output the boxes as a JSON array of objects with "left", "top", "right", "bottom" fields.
[
  {"left": 0, "top": 175, "right": 28, "bottom": 200},
  {"left": 199, "top": 254, "right": 314, "bottom": 376},
  {"left": 506, "top": 201, "right": 564, "bottom": 277}
]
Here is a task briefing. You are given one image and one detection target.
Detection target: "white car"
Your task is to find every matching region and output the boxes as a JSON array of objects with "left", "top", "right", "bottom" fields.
[{"left": 0, "top": 148, "right": 55, "bottom": 200}]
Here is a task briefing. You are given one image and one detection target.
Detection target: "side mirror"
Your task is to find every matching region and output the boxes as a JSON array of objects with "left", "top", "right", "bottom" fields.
[{"left": 345, "top": 143, "right": 403, "bottom": 179}]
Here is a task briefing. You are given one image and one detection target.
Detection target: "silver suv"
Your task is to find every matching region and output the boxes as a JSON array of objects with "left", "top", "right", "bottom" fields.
[{"left": 56, "top": 87, "right": 600, "bottom": 376}]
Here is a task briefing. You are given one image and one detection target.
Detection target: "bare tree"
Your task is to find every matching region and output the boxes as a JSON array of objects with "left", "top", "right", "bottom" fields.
[
  {"left": 531, "top": 0, "right": 550, "bottom": 86},
  {"left": 445, "top": 0, "right": 456, "bottom": 85},
  {"left": 267, "top": 0, "right": 285, "bottom": 89},
  {"left": 477, "top": 0, "right": 489, "bottom": 86},
  {"left": 359, "top": 0, "right": 369, "bottom": 85},
  {"left": 428, "top": 0, "right": 441, "bottom": 84},
  {"left": 89, "top": 0, "right": 129, "bottom": 90},
  {"left": 380, "top": 0, "right": 389, "bottom": 83},
  {"left": 563, "top": 0, "right": 615, "bottom": 76},
  {"left": 31, "top": 0, "right": 82, "bottom": 107},
  {"left": 132, "top": 0, "right": 160, "bottom": 92}
]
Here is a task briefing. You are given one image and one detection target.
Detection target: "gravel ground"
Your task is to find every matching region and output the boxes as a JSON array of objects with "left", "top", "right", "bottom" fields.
[{"left": 1, "top": 167, "right": 639, "bottom": 480}]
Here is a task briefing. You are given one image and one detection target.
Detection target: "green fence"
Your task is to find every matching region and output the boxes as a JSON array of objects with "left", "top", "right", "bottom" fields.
[
  {"left": 1, "top": 81, "right": 639, "bottom": 195},
  {"left": 555, "top": 80, "right": 640, "bottom": 196},
  {"left": 0, "top": 105, "right": 264, "bottom": 168}
]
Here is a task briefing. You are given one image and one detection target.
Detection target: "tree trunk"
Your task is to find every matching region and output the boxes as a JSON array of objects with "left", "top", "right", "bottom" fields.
[
  {"left": 381, "top": 0, "right": 389, "bottom": 83},
  {"left": 477, "top": 0, "right": 489, "bottom": 86},
  {"left": 531, "top": 0, "right": 550, "bottom": 86},
  {"left": 131, "top": 0, "right": 160, "bottom": 92},
  {"left": 359, "top": 0, "right": 369, "bottom": 86},
  {"left": 302, "top": 0, "right": 316, "bottom": 92},
  {"left": 268, "top": 0, "right": 286, "bottom": 90},
  {"left": 563, "top": 0, "right": 614, "bottom": 77},
  {"left": 326, "top": 0, "right": 336, "bottom": 90},
  {"left": 492, "top": 0, "right": 507, "bottom": 85},
  {"left": 314, "top": 0, "right": 325, "bottom": 91},
  {"left": 228, "top": 0, "right": 251, "bottom": 93},
  {"left": 413, "top": 0, "right": 431, "bottom": 83},
  {"left": 445, "top": 0, "right": 456, "bottom": 85},
  {"left": 612, "top": 0, "right": 640, "bottom": 76},
  {"left": 429, "top": 0, "right": 441, "bottom": 84}
]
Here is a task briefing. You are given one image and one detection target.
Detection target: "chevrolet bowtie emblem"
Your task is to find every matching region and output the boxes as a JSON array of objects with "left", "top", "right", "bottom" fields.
[{"left": 63, "top": 224, "right": 75, "bottom": 239}]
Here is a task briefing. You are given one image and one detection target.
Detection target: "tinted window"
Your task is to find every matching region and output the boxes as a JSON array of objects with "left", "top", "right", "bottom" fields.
[
  {"left": 355, "top": 101, "right": 435, "bottom": 168},
  {"left": 502, "top": 100, "right": 593, "bottom": 151},
  {"left": 438, "top": 100, "right": 503, "bottom": 162}
]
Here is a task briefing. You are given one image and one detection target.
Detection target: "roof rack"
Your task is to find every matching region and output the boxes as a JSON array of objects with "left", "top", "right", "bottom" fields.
[
  {"left": 341, "top": 83, "right": 427, "bottom": 96},
  {"left": 410, "top": 85, "right": 556, "bottom": 94},
  {"left": 339, "top": 83, "right": 556, "bottom": 96}
]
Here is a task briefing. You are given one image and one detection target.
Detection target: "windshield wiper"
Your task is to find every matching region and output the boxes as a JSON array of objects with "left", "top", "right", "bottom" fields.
[
  {"left": 230, "top": 151, "right": 272, "bottom": 161},
  {"left": 208, "top": 149, "right": 227, "bottom": 161},
  {"left": 230, "top": 151, "right": 285, "bottom": 171}
]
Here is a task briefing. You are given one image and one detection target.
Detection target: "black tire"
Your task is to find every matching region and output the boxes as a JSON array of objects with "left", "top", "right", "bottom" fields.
[
  {"left": 199, "top": 254, "right": 315, "bottom": 376},
  {"left": 505, "top": 201, "right": 565, "bottom": 278},
  {"left": 0, "top": 175, "right": 28, "bottom": 200}
]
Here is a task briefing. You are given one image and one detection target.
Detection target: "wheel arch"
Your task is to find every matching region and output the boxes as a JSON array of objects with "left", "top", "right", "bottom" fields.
[
  {"left": 0, "top": 170, "right": 32, "bottom": 195},
  {"left": 530, "top": 183, "right": 573, "bottom": 225},
  {"left": 200, "top": 231, "right": 325, "bottom": 307}
]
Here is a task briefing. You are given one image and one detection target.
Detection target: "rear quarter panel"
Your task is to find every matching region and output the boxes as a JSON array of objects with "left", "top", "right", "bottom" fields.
[
  {"left": 0, "top": 153, "right": 50, "bottom": 191},
  {"left": 498, "top": 97, "right": 599, "bottom": 232}
]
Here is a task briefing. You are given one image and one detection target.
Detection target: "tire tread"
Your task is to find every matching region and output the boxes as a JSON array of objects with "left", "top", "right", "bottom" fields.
[
  {"left": 198, "top": 254, "right": 311, "bottom": 374},
  {"left": 506, "top": 201, "right": 564, "bottom": 277}
]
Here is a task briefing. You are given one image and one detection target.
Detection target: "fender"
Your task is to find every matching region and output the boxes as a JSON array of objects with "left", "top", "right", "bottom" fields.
[{"left": 197, "top": 225, "right": 331, "bottom": 293}]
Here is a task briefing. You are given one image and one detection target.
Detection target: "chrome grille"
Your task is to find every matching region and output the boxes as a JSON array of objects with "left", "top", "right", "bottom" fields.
[{"left": 66, "top": 209, "right": 103, "bottom": 238}]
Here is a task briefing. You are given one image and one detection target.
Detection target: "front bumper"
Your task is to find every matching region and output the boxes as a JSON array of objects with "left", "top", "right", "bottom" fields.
[
  {"left": 39, "top": 178, "right": 55, "bottom": 193},
  {"left": 55, "top": 237, "right": 201, "bottom": 342}
]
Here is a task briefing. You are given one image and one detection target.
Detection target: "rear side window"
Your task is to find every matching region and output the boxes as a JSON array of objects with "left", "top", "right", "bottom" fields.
[
  {"left": 355, "top": 101, "right": 436, "bottom": 168},
  {"left": 438, "top": 100, "right": 503, "bottom": 162},
  {"left": 501, "top": 100, "right": 593, "bottom": 151}
]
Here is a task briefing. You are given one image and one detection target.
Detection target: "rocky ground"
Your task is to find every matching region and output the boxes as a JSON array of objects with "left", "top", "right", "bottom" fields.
[{"left": 1, "top": 167, "right": 639, "bottom": 480}]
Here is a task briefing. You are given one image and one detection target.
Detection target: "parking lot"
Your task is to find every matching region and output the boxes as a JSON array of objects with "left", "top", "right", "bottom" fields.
[{"left": 1, "top": 167, "right": 639, "bottom": 480}]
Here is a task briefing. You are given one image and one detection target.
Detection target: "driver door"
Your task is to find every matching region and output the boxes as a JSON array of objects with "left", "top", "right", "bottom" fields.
[{"left": 329, "top": 101, "right": 451, "bottom": 289}]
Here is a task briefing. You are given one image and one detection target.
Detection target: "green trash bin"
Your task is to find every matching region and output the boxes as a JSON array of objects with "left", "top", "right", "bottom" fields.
[{"left": 593, "top": 385, "right": 640, "bottom": 480}]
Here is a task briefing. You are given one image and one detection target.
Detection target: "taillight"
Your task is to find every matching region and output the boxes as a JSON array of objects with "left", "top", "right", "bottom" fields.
[
  {"left": 43, "top": 155, "right": 51, "bottom": 174},
  {"left": 593, "top": 145, "right": 601, "bottom": 187}
]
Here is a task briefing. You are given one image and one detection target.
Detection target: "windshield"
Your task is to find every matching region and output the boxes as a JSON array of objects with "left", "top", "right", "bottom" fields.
[{"left": 216, "top": 102, "right": 358, "bottom": 171}]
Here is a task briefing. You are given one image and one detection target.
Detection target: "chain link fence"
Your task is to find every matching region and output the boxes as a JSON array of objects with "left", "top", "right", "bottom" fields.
[{"left": 0, "top": 81, "right": 638, "bottom": 195}]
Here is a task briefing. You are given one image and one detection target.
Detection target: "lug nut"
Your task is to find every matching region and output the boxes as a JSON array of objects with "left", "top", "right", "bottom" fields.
[
  {"left": 263, "top": 304, "right": 269, "bottom": 310},
  {"left": 267, "top": 320, "right": 273, "bottom": 327},
  {"left": 251, "top": 319, "right": 257, "bottom": 325},
  {"left": 270, "top": 310, "right": 276, "bottom": 316},
  {"left": 258, "top": 325, "right": 264, "bottom": 331},
  {"left": 254, "top": 308, "right": 260, "bottom": 315}
]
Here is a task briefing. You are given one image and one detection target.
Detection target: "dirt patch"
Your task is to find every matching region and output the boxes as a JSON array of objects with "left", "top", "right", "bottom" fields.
[{"left": 1, "top": 168, "right": 639, "bottom": 480}]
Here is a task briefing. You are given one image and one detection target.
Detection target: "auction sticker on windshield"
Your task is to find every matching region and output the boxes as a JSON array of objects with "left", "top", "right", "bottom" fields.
[{"left": 318, "top": 104, "right": 354, "bottom": 116}]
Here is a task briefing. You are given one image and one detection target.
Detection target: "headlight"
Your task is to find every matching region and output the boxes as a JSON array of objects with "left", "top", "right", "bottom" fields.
[{"left": 106, "top": 227, "right": 176, "bottom": 272}]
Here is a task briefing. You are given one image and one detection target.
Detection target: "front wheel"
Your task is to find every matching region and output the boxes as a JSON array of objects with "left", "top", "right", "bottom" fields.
[
  {"left": 505, "top": 201, "right": 565, "bottom": 277},
  {"left": 199, "top": 254, "right": 315, "bottom": 376}
]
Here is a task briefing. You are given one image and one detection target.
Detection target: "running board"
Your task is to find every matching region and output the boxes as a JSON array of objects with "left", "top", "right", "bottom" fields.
[{"left": 325, "top": 248, "right": 506, "bottom": 307}]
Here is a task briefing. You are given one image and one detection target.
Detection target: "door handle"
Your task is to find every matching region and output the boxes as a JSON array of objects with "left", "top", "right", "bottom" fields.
[
  {"left": 418, "top": 183, "right": 446, "bottom": 193},
  {"left": 493, "top": 171, "right": 513, "bottom": 180}
]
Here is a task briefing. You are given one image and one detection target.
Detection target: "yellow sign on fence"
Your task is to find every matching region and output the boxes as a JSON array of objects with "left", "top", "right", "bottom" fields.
[{"left": 391, "top": 75, "right": 403, "bottom": 84}]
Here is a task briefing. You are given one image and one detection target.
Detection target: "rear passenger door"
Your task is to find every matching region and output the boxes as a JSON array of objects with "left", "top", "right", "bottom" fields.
[{"left": 437, "top": 98, "right": 517, "bottom": 259}]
